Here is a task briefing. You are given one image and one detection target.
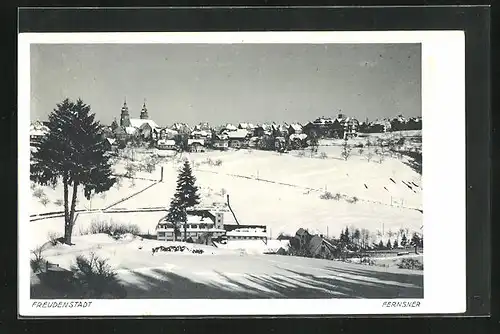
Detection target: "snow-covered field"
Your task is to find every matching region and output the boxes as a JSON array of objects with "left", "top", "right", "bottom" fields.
[
  {"left": 29, "top": 132, "right": 422, "bottom": 250},
  {"left": 28, "top": 132, "right": 424, "bottom": 298},
  {"left": 33, "top": 233, "right": 423, "bottom": 299}
]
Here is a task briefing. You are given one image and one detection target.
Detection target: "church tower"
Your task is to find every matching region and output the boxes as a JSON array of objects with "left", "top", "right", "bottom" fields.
[
  {"left": 120, "top": 98, "right": 131, "bottom": 127},
  {"left": 140, "top": 99, "right": 149, "bottom": 120}
]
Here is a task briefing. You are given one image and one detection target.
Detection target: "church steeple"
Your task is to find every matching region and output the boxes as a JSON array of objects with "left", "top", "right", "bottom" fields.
[
  {"left": 140, "top": 98, "right": 149, "bottom": 120},
  {"left": 120, "top": 97, "right": 131, "bottom": 127}
]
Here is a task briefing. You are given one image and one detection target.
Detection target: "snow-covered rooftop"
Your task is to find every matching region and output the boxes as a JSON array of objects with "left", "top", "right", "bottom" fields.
[
  {"left": 224, "top": 123, "right": 237, "bottom": 131},
  {"left": 125, "top": 127, "right": 137, "bottom": 135},
  {"left": 290, "top": 123, "right": 303, "bottom": 131},
  {"left": 129, "top": 119, "right": 160, "bottom": 129},
  {"left": 289, "top": 133, "right": 308, "bottom": 141},
  {"left": 191, "top": 130, "right": 211, "bottom": 137},
  {"left": 226, "top": 129, "right": 249, "bottom": 139},
  {"left": 188, "top": 138, "right": 205, "bottom": 146},
  {"left": 157, "top": 139, "right": 176, "bottom": 146}
]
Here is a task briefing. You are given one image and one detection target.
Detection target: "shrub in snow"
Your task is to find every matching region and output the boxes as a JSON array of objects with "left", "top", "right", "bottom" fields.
[
  {"left": 30, "top": 182, "right": 37, "bottom": 190},
  {"left": 40, "top": 196, "right": 50, "bottom": 206},
  {"left": 319, "top": 152, "right": 328, "bottom": 159},
  {"left": 214, "top": 159, "right": 223, "bottom": 166},
  {"left": 346, "top": 196, "right": 359, "bottom": 204},
  {"left": 84, "top": 220, "right": 141, "bottom": 238},
  {"left": 341, "top": 140, "right": 352, "bottom": 161},
  {"left": 48, "top": 232, "right": 62, "bottom": 246},
  {"left": 320, "top": 191, "right": 334, "bottom": 200},
  {"left": 366, "top": 152, "right": 374, "bottom": 162},
  {"left": 124, "top": 162, "right": 136, "bottom": 178},
  {"left": 33, "top": 188, "right": 45, "bottom": 199},
  {"left": 30, "top": 246, "right": 45, "bottom": 274},
  {"left": 359, "top": 256, "right": 375, "bottom": 266},
  {"left": 358, "top": 148, "right": 364, "bottom": 156},
  {"left": 70, "top": 252, "right": 126, "bottom": 298},
  {"left": 54, "top": 199, "right": 64, "bottom": 207},
  {"left": 297, "top": 150, "right": 306, "bottom": 158},
  {"left": 397, "top": 258, "right": 423, "bottom": 271}
]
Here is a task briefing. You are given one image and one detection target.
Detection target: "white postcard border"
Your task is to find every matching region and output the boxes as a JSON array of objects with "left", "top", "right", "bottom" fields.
[{"left": 18, "top": 31, "right": 466, "bottom": 317}]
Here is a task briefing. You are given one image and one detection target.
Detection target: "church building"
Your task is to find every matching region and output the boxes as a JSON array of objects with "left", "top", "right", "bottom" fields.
[{"left": 114, "top": 98, "right": 161, "bottom": 142}]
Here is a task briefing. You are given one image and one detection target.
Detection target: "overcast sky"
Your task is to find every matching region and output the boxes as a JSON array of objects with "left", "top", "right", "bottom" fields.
[{"left": 30, "top": 43, "right": 421, "bottom": 126}]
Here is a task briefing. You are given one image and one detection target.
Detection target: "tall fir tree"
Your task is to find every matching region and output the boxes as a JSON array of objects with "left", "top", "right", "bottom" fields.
[
  {"left": 401, "top": 234, "right": 408, "bottom": 247},
  {"left": 172, "top": 160, "right": 201, "bottom": 240},
  {"left": 386, "top": 239, "right": 392, "bottom": 249},
  {"left": 344, "top": 227, "right": 350, "bottom": 244},
  {"left": 31, "top": 98, "right": 116, "bottom": 244},
  {"left": 165, "top": 197, "right": 185, "bottom": 241},
  {"left": 410, "top": 232, "right": 421, "bottom": 254},
  {"left": 393, "top": 239, "right": 399, "bottom": 249}
]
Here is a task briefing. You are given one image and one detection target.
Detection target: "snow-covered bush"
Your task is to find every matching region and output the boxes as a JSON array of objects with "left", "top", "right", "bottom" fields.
[
  {"left": 297, "top": 150, "right": 306, "bottom": 158},
  {"left": 48, "top": 232, "right": 62, "bottom": 246},
  {"left": 70, "top": 252, "right": 126, "bottom": 298},
  {"left": 30, "top": 246, "right": 45, "bottom": 274},
  {"left": 397, "top": 258, "right": 423, "bottom": 270},
  {"left": 320, "top": 191, "right": 334, "bottom": 200},
  {"left": 341, "top": 140, "right": 352, "bottom": 161},
  {"left": 84, "top": 220, "right": 141, "bottom": 238},
  {"left": 54, "top": 199, "right": 64, "bottom": 207},
  {"left": 33, "top": 188, "right": 45, "bottom": 199},
  {"left": 40, "top": 196, "right": 50, "bottom": 206},
  {"left": 214, "top": 159, "right": 223, "bottom": 166},
  {"left": 319, "top": 152, "right": 328, "bottom": 159},
  {"left": 124, "top": 162, "right": 136, "bottom": 178},
  {"left": 366, "top": 152, "right": 374, "bottom": 162},
  {"left": 346, "top": 196, "right": 359, "bottom": 204}
]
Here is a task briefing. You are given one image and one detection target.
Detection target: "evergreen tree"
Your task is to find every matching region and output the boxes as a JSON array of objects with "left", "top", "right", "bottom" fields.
[
  {"left": 410, "top": 232, "right": 421, "bottom": 254},
  {"left": 401, "top": 234, "right": 408, "bottom": 247},
  {"left": 172, "top": 160, "right": 201, "bottom": 241},
  {"left": 386, "top": 239, "right": 392, "bottom": 249},
  {"left": 344, "top": 227, "right": 350, "bottom": 244},
  {"left": 353, "top": 229, "right": 361, "bottom": 248},
  {"left": 31, "top": 98, "right": 115, "bottom": 244},
  {"left": 393, "top": 239, "right": 399, "bottom": 249},
  {"left": 378, "top": 240, "right": 385, "bottom": 250},
  {"left": 165, "top": 197, "right": 185, "bottom": 241}
]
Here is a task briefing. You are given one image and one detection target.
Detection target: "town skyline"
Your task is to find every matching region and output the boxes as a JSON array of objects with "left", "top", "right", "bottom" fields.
[{"left": 31, "top": 43, "right": 421, "bottom": 126}]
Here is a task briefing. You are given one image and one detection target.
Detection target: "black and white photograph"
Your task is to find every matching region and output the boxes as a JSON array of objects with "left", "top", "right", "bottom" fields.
[{"left": 18, "top": 30, "right": 466, "bottom": 316}]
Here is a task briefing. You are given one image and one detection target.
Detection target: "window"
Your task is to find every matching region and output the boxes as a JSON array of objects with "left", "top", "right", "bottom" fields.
[{"left": 158, "top": 232, "right": 165, "bottom": 237}]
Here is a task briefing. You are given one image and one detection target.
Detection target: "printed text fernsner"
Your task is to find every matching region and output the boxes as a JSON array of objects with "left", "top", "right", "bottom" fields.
[
  {"left": 32, "top": 301, "right": 92, "bottom": 308},
  {"left": 382, "top": 301, "right": 421, "bottom": 308}
]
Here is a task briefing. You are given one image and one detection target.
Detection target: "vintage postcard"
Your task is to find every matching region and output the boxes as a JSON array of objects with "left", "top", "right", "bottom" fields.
[{"left": 18, "top": 31, "right": 465, "bottom": 317}]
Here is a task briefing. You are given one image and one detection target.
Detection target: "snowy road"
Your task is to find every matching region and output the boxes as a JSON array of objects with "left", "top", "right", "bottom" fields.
[{"left": 117, "top": 254, "right": 423, "bottom": 299}]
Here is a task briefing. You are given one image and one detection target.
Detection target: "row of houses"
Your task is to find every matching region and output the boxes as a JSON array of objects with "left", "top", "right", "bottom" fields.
[{"left": 30, "top": 99, "right": 421, "bottom": 153}]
